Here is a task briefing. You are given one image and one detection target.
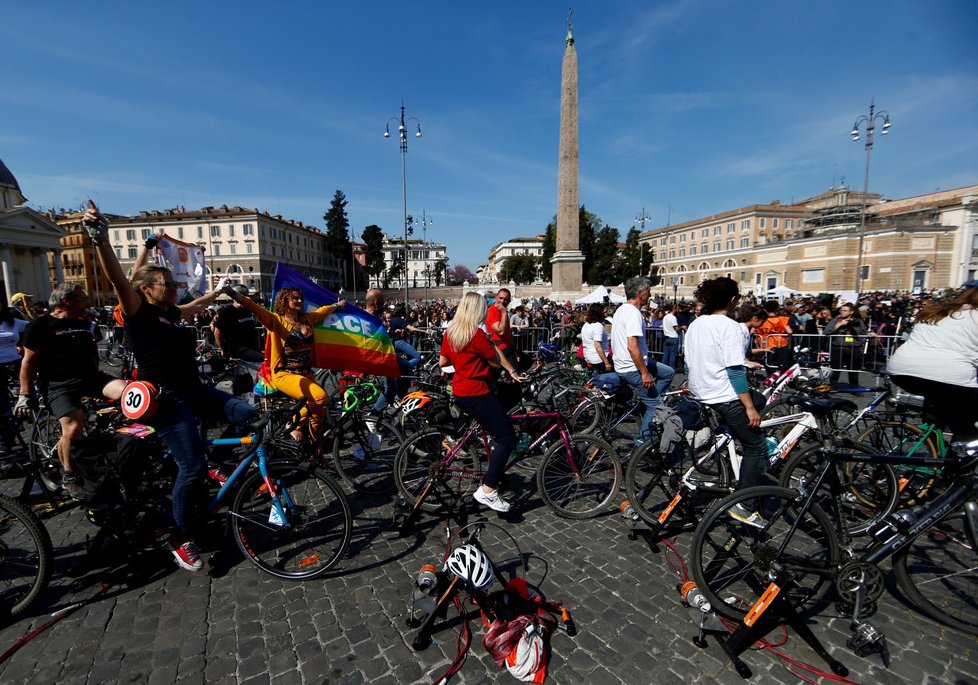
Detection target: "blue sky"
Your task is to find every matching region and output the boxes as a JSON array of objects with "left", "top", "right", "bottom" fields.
[{"left": 3, "top": 1, "right": 976, "bottom": 271}]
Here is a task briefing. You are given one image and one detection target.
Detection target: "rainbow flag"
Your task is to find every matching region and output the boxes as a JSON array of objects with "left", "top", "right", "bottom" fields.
[{"left": 272, "top": 264, "right": 400, "bottom": 377}]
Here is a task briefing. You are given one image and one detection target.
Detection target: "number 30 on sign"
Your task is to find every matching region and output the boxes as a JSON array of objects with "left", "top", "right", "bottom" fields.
[{"left": 121, "top": 381, "right": 160, "bottom": 420}]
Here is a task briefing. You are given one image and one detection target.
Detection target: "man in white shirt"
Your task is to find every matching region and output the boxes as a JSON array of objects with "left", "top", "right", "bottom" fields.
[
  {"left": 661, "top": 303, "right": 681, "bottom": 371},
  {"left": 611, "top": 277, "right": 675, "bottom": 444}
]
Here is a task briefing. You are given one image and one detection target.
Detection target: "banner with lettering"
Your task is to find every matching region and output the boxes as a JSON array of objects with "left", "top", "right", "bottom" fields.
[
  {"left": 154, "top": 234, "right": 207, "bottom": 303},
  {"left": 272, "top": 263, "right": 400, "bottom": 377}
]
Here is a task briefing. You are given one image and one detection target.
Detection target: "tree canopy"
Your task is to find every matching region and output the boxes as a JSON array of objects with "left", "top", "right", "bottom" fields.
[
  {"left": 498, "top": 254, "right": 539, "bottom": 285},
  {"left": 323, "top": 190, "right": 353, "bottom": 286},
  {"left": 360, "top": 224, "right": 386, "bottom": 281}
]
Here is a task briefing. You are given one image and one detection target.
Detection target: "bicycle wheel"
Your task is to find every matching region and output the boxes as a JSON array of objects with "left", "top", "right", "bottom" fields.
[
  {"left": 331, "top": 416, "right": 402, "bottom": 496},
  {"left": 690, "top": 486, "right": 840, "bottom": 621},
  {"left": 102, "top": 344, "right": 122, "bottom": 367},
  {"left": 856, "top": 420, "right": 941, "bottom": 505},
  {"left": 28, "top": 406, "right": 62, "bottom": 494},
  {"left": 778, "top": 442, "right": 897, "bottom": 536},
  {"left": 893, "top": 511, "right": 978, "bottom": 636},
  {"left": 394, "top": 430, "right": 483, "bottom": 513},
  {"left": 0, "top": 494, "right": 53, "bottom": 618},
  {"left": 230, "top": 462, "right": 351, "bottom": 580},
  {"left": 537, "top": 435, "right": 621, "bottom": 519},
  {"left": 567, "top": 396, "right": 604, "bottom": 435}
]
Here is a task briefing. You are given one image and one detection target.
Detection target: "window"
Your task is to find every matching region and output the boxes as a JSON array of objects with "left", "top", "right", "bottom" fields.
[
  {"left": 714, "top": 225, "right": 722, "bottom": 236},
  {"left": 197, "top": 226, "right": 204, "bottom": 239},
  {"left": 679, "top": 248, "right": 686, "bottom": 257},
  {"left": 246, "top": 243, "right": 253, "bottom": 254},
  {"left": 701, "top": 244, "right": 708, "bottom": 254},
  {"left": 755, "top": 273, "right": 761, "bottom": 285},
  {"left": 260, "top": 225, "right": 265, "bottom": 237},
  {"left": 669, "top": 249, "right": 675, "bottom": 259},
  {"left": 802, "top": 269, "right": 825, "bottom": 284},
  {"left": 178, "top": 227, "right": 184, "bottom": 239},
  {"left": 786, "top": 218, "right": 793, "bottom": 229},
  {"left": 702, "top": 228, "right": 709, "bottom": 238},
  {"left": 689, "top": 231, "right": 695, "bottom": 241},
  {"left": 726, "top": 239, "right": 734, "bottom": 250},
  {"left": 680, "top": 234, "right": 686, "bottom": 243},
  {"left": 213, "top": 244, "right": 221, "bottom": 256},
  {"left": 113, "top": 230, "right": 120, "bottom": 242},
  {"left": 713, "top": 241, "right": 720, "bottom": 252},
  {"left": 211, "top": 226, "right": 220, "bottom": 237},
  {"left": 740, "top": 237, "right": 750, "bottom": 248},
  {"left": 741, "top": 220, "right": 750, "bottom": 230},
  {"left": 689, "top": 246, "right": 696, "bottom": 256},
  {"left": 773, "top": 218, "right": 779, "bottom": 228},
  {"left": 650, "top": 239, "right": 657, "bottom": 247},
  {"left": 128, "top": 246, "right": 137, "bottom": 259},
  {"left": 243, "top": 223, "right": 254, "bottom": 235},
  {"left": 727, "top": 223, "right": 735, "bottom": 233},
  {"left": 126, "top": 229, "right": 136, "bottom": 241},
  {"left": 759, "top": 218, "right": 766, "bottom": 228},
  {"left": 670, "top": 235, "right": 676, "bottom": 244},
  {"left": 141, "top": 229, "right": 150, "bottom": 239},
  {"left": 230, "top": 243, "right": 237, "bottom": 254},
  {"left": 115, "top": 248, "right": 122, "bottom": 259}
]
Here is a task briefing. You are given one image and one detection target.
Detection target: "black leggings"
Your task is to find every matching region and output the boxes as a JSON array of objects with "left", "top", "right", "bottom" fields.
[
  {"left": 454, "top": 393, "right": 517, "bottom": 489},
  {"left": 890, "top": 375, "right": 978, "bottom": 438}
]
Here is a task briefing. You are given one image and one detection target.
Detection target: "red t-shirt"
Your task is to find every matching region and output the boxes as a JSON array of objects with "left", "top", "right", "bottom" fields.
[
  {"left": 485, "top": 304, "right": 512, "bottom": 349},
  {"left": 442, "top": 329, "right": 497, "bottom": 397}
]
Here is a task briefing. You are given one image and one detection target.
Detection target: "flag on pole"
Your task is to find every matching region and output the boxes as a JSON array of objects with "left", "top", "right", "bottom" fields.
[
  {"left": 154, "top": 234, "right": 207, "bottom": 303},
  {"left": 272, "top": 263, "right": 400, "bottom": 377}
]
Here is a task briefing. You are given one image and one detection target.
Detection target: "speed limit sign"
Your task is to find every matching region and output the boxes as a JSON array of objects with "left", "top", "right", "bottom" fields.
[{"left": 121, "top": 381, "right": 160, "bottom": 420}]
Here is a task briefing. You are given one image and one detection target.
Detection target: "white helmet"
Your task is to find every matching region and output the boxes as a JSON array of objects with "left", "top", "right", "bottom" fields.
[{"left": 446, "top": 544, "right": 494, "bottom": 589}]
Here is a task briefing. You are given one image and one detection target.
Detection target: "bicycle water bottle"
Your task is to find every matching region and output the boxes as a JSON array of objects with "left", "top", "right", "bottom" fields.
[
  {"left": 620, "top": 500, "right": 639, "bottom": 521},
  {"left": 765, "top": 436, "right": 778, "bottom": 456},
  {"left": 416, "top": 564, "right": 439, "bottom": 594},
  {"left": 763, "top": 371, "right": 781, "bottom": 388},
  {"left": 678, "top": 581, "right": 712, "bottom": 613},
  {"left": 513, "top": 435, "right": 532, "bottom": 457}
]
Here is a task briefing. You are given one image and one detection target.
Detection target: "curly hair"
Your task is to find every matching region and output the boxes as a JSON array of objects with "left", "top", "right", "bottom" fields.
[
  {"left": 693, "top": 277, "right": 740, "bottom": 314},
  {"left": 915, "top": 285, "right": 978, "bottom": 325},
  {"left": 274, "top": 287, "right": 304, "bottom": 316}
]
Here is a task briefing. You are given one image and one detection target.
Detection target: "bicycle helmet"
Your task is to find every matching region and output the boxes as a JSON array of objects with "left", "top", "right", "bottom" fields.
[
  {"left": 399, "top": 391, "right": 433, "bottom": 416},
  {"left": 446, "top": 544, "right": 494, "bottom": 589},
  {"left": 538, "top": 342, "right": 557, "bottom": 361}
]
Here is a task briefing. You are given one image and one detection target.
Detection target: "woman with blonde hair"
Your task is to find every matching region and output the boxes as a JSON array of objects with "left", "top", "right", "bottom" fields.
[
  {"left": 888, "top": 282, "right": 978, "bottom": 438},
  {"left": 439, "top": 292, "right": 524, "bottom": 512},
  {"left": 226, "top": 286, "right": 345, "bottom": 445}
]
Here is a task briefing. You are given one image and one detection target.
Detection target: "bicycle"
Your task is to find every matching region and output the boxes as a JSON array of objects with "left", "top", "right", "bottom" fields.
[
  {"left": 689, "top": 432, "right": 978, "bottom": 638},
  {"left": 394, "top": 389, "right": 621, "bottom": 528},
  {"left": 0, "top": 493, "right": 53, "bottom": 619}
]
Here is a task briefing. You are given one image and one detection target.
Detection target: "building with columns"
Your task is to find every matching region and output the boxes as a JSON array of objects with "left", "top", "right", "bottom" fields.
[
  {"left": 370, "top": 235, "right": 448, "bottom": 291},
  {"left": 480, "top": 236, "right": 545, "bottom": 285},
  {"left": 0, "top": 158, "right": 66, "bottom": 307},
  {"left": 642, "top": 184, "right": 978, "bottom": 298}
]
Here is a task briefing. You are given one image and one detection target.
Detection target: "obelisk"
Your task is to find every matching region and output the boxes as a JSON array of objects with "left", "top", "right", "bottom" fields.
[{"left": 550, "top": 10, "right": 585, "bottom": 302}]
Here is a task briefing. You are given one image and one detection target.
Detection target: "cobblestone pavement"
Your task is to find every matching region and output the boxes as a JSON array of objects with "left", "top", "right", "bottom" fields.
[{"left": 0, "top": 450, "right": 976, "bottom": 685}]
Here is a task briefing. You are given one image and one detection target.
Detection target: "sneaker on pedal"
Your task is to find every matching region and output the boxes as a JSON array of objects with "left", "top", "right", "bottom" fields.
[
  {"left": 473, "top": 488, "right": 511, "bottom": 513},
  {"left": 728, "top": 503, "right": 767, "bottom": 528},
  {"left": 62, "top": 472, "right": 88, "bottom": 501},
  {"left": 167, "top": 536, "right": 204, "bottom": 572}
]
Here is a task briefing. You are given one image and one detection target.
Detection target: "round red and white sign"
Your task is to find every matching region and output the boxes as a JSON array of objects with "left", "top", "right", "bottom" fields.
[{"left": 121, "top": 381, "right": 159, "bottom": 420}]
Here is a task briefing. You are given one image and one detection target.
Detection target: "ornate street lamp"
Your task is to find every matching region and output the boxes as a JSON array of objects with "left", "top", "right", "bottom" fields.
[
  {"left": 384, "top": 103, "right": 422, "bottom": 307},
  {"left": 850, "top": 100, "right": 891, "bottom": 296}
]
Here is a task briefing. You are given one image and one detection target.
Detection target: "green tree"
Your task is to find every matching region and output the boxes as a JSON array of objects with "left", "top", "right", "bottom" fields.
[
  {"left": 540, "top": 206, "right": 601, "bottom": 282},
  {"left": 587, "top": 225, "right": 620, "bottom": 285},
  {"left": 360, "top": 224, "right": 386, "bottom": 284},
  {"left": 433, "top": 258, "right": 447, "bottom": 286},
  {"left": 541, "top": 221, "right": 556, "bottom": 281},
  {"left": 498, "top": 254, "right": 539, "bottom": 285},
  {"left": 323, "top": 190, "right": 353, "bottom": 287},
  {"left": 383, "top": 251, "right": 404, "bottom": 290},
  {"left": 616, "top": 227, "right": 642, "bottom": 281}
]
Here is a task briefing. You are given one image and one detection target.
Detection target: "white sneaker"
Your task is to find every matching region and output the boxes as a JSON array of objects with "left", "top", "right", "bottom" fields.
[
  {"left": 473, "top": 488, "right": 511, "bottom": 513},
  {"left": 728, "top": 503, "right": 767, "bottom": 529}
]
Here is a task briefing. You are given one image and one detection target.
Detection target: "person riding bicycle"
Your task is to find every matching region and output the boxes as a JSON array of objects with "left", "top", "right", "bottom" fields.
[
  {"left": 887, "top": 281, "right": 978, "bottom": 440},
  {"left": 223, "top": 285, "right": 345, "bottom": 447},
  {"left": 684, "top": 277, "right": 768, "bottom": 527},
  {"left": 610, "top": 276, "right": 676, "bottom": 446},
  {"left": 15, "top": 283, "right": 127, "bottom": 499},
  {"left": 439, "top": 292, "right": 525, "bottom": 513},
  {"left": 384, "top": 307, "right": 424, "bottom": 371},
  {"left": 580, "top": 303, "right": 612, "bottom": 374},
  {"left": 88, "top": 200, "right": 253, "bottom": 572},
  {"left": 212, "top": 285, "right": 264, "bottom": 374}
]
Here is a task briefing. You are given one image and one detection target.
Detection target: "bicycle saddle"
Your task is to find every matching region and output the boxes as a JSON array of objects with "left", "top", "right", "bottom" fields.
[{"left": 785, "top": 395, "right": 857, "bottom": 416}]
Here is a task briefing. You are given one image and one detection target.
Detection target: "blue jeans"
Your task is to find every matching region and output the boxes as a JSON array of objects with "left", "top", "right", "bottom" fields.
[
  {"left": 620, "top": 361, "right": 675, "bottom": 441},
  {"left": 152, "top": 386, "right": 254, "bottom": 535},
  {"left": 709, "top": 399, "right": 768, "bottom": 493},
  {"left": 394, "top": 339, "right": 422, "bottom": 370},
  {"left": 662, "top": 337, "right": 680, "bottom": 372}
]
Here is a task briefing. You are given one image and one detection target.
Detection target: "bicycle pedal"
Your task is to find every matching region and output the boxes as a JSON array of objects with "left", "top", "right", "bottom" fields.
[{"left": 847, "top": 623, "right": 888, "bottom": 666}]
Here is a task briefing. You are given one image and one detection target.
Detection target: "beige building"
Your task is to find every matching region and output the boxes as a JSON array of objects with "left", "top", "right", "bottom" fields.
[
  {"left": 642, "top": 185, "right": 978, "bottom": 298},
  {"left": 107, "top": 205, "right": 344, "bottom": 300},
  {"left": 372, "top": 235, "right": 448, "bottom": 291},
  {"left": 480, "top": 235, "right": 546, "bottom": 285}
]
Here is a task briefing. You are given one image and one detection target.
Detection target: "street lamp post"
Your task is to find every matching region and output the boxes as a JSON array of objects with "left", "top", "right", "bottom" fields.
[
  {"left": 635, "top": 207, "right": 652, "bottom": 279},
  {"left": 850, "top": 100, "right": 891, "bottom": 297},
  {"left": 418, "top": 210, "right": 432, "bottom": 305},
  {"left": 385, "top": 103, "right": 422, "bottom": 308}
]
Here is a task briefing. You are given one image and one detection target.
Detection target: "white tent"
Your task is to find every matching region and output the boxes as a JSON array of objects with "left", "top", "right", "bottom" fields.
[
  {"left": 575, "top": 286, "right": 626, "bottom": 305},
  {"left": 765, "top": 284, "right": 803, "bottom": 303}
]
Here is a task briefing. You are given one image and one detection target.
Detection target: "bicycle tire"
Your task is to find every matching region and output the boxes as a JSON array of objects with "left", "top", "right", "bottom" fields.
[
  {"left": 690, "top": 485, "right": 840, "bottom": 621},
  {"left": 537, "top": 435, "right": 621, "bottom": 519},
  {"left": 0, "top": 494, "right": 53, "bottom": 618},
  {"left": 102, "top": 344, "right": 123, "bottom": 367},
  {"left": 331, "top": 416, "right": 402, "bottom": 496},
  {"left": 229, "top": 462, "right": 351, "bottom": 580},
  {"left": 778, "top": 442, "right": 897, "bottom": 536},
  {"left": 624, "top": 437, "right": 733, "bottom": 527},
  {"left": 28, "top": 406, "right": 63, "bottom": 494},
  {"left": 567, "top": 396, "right": 603, "bottom": 435},
  {"left": 855, "top": 420, "right": 942, "bottom": 505},
  {"left": 393, "top": 429, "right": 483, "bottom": 513},
  {"left": 892, "top": 511, "right": 978, "bottom": 636}
]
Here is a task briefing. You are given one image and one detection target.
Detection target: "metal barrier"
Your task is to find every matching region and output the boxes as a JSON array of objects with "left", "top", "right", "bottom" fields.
[{"left": 749, "top": 332, "right": 905, "bottom": 376}]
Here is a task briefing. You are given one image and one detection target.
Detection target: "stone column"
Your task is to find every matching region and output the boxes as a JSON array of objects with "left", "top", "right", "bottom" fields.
[
  {"left": 53, "top": 248, "right": 65, "bottom": 284},
  {"left": 1, "top": 245, "right": 13, "bottom": 304},
  {"left": 551, "top": 17, "right": 584, "bottom": 301},
  {"left": 37, "top": 249, "right": 53, "bottom": 300}
]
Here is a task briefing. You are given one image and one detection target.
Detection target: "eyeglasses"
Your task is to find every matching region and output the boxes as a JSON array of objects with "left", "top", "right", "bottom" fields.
[{"left": 154, "top": 280, "right": 178, "bottom": 289}]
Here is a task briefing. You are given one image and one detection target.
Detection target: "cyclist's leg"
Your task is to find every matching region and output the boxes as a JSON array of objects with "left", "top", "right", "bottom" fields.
[
  {"left": 152, "top": 396, "right": 208, "bottom": 536},
  {"left": 651, "top": 360, "right": 676, "bottom": 395},
  {"left": 620, "top": 370, "right": 659, "bottom": 442},
  {"left": 454, "top": 394, "right": 515, "bottom": 491},
  {"left": 271, "top": 371, "right": 327, "bottom": 438},
  {"left": 394, "top": 339, "right": 422, "bottom": 369},
  {"left": 710, "top": 399, "right": 768, "bottom": 493}
]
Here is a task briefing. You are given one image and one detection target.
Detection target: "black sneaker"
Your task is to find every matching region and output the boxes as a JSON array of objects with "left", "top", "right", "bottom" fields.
[{"left": 62, "top": 472, "right": 88, "bottom": 501}]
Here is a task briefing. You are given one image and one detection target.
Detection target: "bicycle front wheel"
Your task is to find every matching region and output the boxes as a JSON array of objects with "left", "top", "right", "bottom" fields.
[
  {"left": 856, "top": 420, "right": 941, "bottom": 505},
  {"left": 332, "top": 416, "right": 402, "bottom": 496},
  {"left": 230, "top": 463, "right": 351, "bottom": 580},
  {"left": 394, "top": 430, "right": 482, "bottom": 513},
  {"left": 537, "top": 435, "right": 621, "bottom": 519},
  {"left": 690, "top": 486, "right": 840, "bottom": 621},
  {"left": 566, "top": 396, "right": 604, "bottom": 435},
  {"left": 0, "top": 494, "right": 53, "bottom": 618},
  {"left": 28, "top": 406, "right": 62, "bottom": 494},
  {"left": 893, "top": 511, "right": 978, "bottom": 636}
]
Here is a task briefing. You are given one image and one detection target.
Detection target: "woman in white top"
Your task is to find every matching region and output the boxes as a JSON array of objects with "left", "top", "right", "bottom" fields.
[
  {"left": 888, "top": 282, "right": 978, "bottom": 438},
  {"left": 580, "top": 303, "right": 612, "bottom": 373}
]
